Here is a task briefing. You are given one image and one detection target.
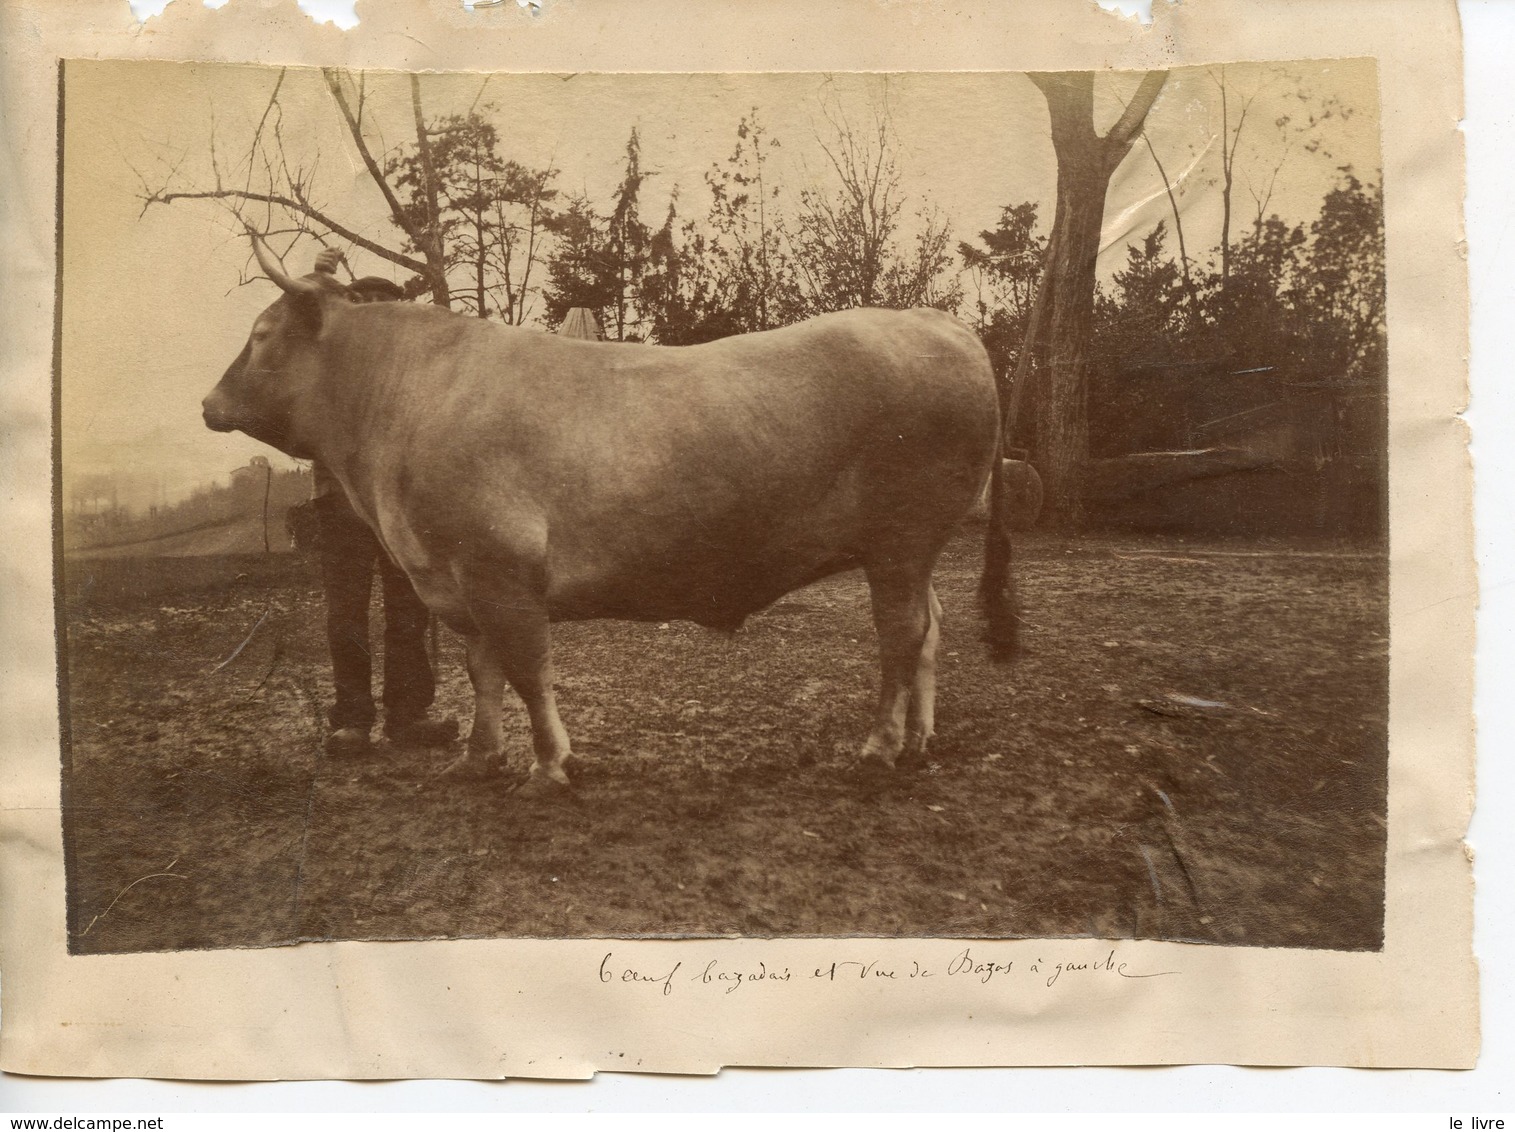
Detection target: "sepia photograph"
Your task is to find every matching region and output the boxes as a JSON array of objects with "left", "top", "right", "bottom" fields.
[{"left": 57, "top": 59, "right": 1389, "bottom": 958}]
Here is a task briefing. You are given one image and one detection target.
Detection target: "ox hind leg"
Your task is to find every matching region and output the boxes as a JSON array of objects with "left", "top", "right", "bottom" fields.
[
  {"left": 860, "top": 564, "right": 937, "bottom": 771},
  {"left": 499, "top": 621, "right": 575, "bottom": 797},
  {"left": 901, "top": 583, "right": 944, "bottom": 765}
]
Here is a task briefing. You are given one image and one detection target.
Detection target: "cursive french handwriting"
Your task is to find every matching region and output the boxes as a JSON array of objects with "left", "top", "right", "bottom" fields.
[{"left": 597, "top": 948, "right": 1178, "bottom": 997}]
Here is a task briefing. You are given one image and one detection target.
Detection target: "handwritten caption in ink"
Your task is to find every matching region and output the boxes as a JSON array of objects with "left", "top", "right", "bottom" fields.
[{"left": 598, "top": 947, "right": 1177, "bottom": 997}]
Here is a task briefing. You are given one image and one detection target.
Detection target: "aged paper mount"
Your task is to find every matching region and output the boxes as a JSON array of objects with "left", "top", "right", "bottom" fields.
[{"left": 0, "top": 0, "right": 1475, "bottom": 1077}]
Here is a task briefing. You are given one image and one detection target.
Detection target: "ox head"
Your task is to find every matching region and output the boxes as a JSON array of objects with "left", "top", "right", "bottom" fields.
[{"left": 201, "top": 236, "right": 371, "bottom": 460}]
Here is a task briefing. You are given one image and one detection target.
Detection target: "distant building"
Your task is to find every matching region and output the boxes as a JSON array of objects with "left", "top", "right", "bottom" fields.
[{"left": 229, "top": 455, "right": 271, "bottom": 492}]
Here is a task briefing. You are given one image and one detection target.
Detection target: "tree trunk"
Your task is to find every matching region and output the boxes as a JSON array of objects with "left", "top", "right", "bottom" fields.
[
  {"left": 409, "top": 75, "right": 452, "bottom": 308},
  {"left": 1219, "top": 77, "right": 1232, "bottom": 289},
  {"left": 1023, "top": 70, "right": 1168, "bottom": 529},
  {"left": 475, "top": 208, "right": 488, "bottom": 318},
  {"left": 1038, "top": 155, "right": 1106, "bottom": 526},
  {"left": 1213, "top": 68, "right": 1253, "bottom": 297},
  {"left": 1143, "top": 132, "right": 1198, "bottom": 310}
]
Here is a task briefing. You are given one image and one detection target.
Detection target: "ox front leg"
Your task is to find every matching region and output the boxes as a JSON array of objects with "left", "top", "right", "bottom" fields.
[
  {"left": 860, "top": 567, "right": 932, "bottom": 771},
  {"left": 441, "top": 634, "right": 509, "bottom": 778},
  {"left": 445, "top": 618, "right": 574, "bottom": 795}
]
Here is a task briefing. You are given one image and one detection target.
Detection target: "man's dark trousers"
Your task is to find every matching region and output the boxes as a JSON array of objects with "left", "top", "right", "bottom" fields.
[{"left": 316, "top": 491, "right": 435, "bottom": 732}]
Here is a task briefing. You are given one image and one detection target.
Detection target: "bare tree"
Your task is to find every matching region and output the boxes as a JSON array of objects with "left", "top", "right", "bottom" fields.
[
  {"left": 790, "top": 80, "right": 959, "bottom": 314},
  {"left": 1211, "top": 65, "right": 1253, "bottom": 290},
  {"left": 1140, "top": 132, "right": 1200, "bottom": 311},
  {"left": 487, "top": 164, "right": 557, "bottom": 325},
  {"left": 1017, "top": 70, "right": 1168, "bottom": 528},
  {"left": 138, "top": 68, "right": 452, "bottom": 305},
  {"left": 1209, "top": 64, "right": 1349, "bottom": 290}
]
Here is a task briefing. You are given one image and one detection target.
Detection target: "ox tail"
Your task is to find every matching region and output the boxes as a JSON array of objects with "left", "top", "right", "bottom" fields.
[{"left": 977, "top": 449, "right": 1021, "bottom": 661}]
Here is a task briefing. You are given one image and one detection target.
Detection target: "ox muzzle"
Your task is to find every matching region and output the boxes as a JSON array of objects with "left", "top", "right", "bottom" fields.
[
  {"left": 203, "top": 342, "right": 252, "bottom": 433},
  {"left": 201, "top": 388, "right": 242, "bottom": 433}
]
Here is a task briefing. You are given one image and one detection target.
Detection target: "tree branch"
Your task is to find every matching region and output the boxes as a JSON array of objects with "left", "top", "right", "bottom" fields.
[
  {"left": 410, "top": 74, "right": 446, "bottom": 262},
  {"left": 1142, "top": 131, "right": 1197, "bottom": 308},
  {"left": 321, "top": 68, "right": 424, "bottom": 245},
  {"left": 1102, "top": 71, "right": 1169, "bottom": 170},
  {"left": 243, "top": 69, "right": 286, "bottom": 200},
  {"left": 142, "top": 187, "right": 427, "bottom": 273}
]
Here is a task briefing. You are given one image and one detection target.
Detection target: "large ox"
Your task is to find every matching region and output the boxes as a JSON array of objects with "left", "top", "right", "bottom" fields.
[{"left": 204, "top": 241, "right": 1017, "bottom": 794}]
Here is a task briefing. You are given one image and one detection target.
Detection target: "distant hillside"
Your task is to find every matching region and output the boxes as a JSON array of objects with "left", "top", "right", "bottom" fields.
[
  {"left": 64, "top": 460, "right": 310, "bottom": 557},
  {"left": 66, "top": 512, "right": 293, "bottom": 559}
]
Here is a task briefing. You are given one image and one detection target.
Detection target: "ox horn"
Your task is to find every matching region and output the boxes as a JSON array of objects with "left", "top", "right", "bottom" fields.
[{"left": 247, "top": 227, "right": 322, "bottom": 297}]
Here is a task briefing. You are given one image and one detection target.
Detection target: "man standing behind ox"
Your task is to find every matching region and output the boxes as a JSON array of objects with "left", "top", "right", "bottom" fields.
[{"left": 309, "top": 247, "right": 458, "bottom": 757}]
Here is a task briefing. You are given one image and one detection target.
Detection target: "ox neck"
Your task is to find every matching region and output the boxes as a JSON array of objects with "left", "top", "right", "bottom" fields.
[{"left": 298, "top": 303, "right": 441, "bottom": 499}]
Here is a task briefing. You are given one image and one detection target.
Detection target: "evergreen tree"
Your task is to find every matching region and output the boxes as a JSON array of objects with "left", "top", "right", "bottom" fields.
[
  {"left": 542, "top": 128, "right": 664, "bottom": 341},
  {"left": 542, "top": 195, "right": 616, "bottom": 331},
  {"left": 701, "top": 112, "right": 804, "bottom": 334},
  {"left": 384, "top": 110, "right": 559, "bottom": 320},
  {"left": 603, "top": 129, "right": 656, "bottom": 340},
  {"left": 960, "top": 201, "right": 1048, "bottom": 382}
]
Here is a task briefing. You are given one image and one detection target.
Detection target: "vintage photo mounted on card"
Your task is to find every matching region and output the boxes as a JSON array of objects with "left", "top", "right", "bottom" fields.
[
  {"left": 58, "top": 59, "right": 1389, "bottom": 954},
  {"left": 1, "top": 0, "right": 1476, "bottom": 1078}
]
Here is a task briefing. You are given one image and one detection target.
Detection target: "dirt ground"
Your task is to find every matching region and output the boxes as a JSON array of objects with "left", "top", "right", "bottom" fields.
[{"left": 60, "top": 527, "right": 1387, "bottom": 954}]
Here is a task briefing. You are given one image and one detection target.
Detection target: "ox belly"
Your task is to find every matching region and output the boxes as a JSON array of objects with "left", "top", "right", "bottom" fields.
[
  {"left": 382, "top": 464, "right": 884, "bottom": 634},
  {"left": 541, "top": 502, "right": 872, "bottom": 631}
]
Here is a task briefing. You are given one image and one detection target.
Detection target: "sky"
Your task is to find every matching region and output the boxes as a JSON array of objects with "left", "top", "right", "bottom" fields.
[{"left": 60, "top": 58, "right": 1381, "bottom": 509}]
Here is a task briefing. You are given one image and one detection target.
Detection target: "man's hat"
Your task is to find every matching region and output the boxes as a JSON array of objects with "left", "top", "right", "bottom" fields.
[{"left": 348, "top": 276, "right": 406, "bottom": 303}]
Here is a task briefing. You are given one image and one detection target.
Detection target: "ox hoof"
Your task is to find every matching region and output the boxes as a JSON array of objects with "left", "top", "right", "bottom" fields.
[
  {"left": 856, "top": 752, "right": 899, "bottom": 779},
  {"left": 516, "top": 770, "right": 574, "bottom": 800},
  {"left": 437, "top": 751, "right": 502, "bottom": 781},
  {"left": 897, "top": 734, "right": 931, "bottom": 770}
]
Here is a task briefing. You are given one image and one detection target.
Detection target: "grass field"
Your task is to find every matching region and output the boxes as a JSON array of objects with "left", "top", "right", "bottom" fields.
[{"left": 60, "top": 527, "right": 1388, "bottom": 954}]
